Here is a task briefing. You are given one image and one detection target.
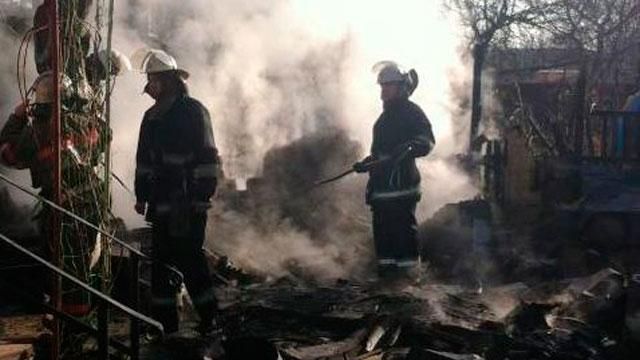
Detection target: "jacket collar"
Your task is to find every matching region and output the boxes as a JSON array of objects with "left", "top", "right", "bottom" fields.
[
  {"left": 148, "top": 94, "right": 187, "bottom": 120},
  {"left": 383, "top": 97, "right": 409, "bottom": 111}
]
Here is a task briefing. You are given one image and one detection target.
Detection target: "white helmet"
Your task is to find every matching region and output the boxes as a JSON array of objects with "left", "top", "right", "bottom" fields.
[
  {"left": 30, "top": 72, "right": 53, "bottom": 104},
  {"left": 374, "top": 61, "right": 405, "bottom": 84},
  {"left": 132, "top": 48, "right": 189, "bottom": 79},
  {"left": 29, "top": 72, "right": 84, "bottom": 104},
  {"left": 373, "top": 61, "right": 419, "bottom": 95},
  {"left": 96, "top": 49, "right": 132, "bottom": 76}
]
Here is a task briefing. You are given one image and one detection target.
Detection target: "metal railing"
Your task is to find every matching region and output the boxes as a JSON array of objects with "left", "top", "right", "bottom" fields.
[
  {"left": 0, "top": 231, "right": 162, "bottom": 359},
  {"left": 0, "top": 172, "right": 184, "bottom": 359},
  {"left": 0, "top": 172, "right": 183, "bottom": 282}
]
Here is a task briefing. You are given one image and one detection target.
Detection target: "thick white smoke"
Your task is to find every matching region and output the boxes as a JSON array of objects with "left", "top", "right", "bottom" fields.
[
  {"left": 0, "top": 5, "right": 39, "bottom": 207},
  {"left": 290, "top": 1, "right": 478, "bottom": 219},
  {"left": 0, "top": 1, "right": 478, "bottom": 279},
  {"left": 106, "top": 0, "right": 478, "bottom": 279}
]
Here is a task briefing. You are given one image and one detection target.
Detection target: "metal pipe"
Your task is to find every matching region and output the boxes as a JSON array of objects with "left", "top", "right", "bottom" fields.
[
  {"left": 0, "top": 276, "right": 132, "bottom": 355},
  {"left": 3, "top": 173, "right": 124, "bottom": 251},
  {"left": 0, "top": 172, "right": 184, "bottom": 283},
  {"left": 0, "top": 231, "right": 164, "bottom": 333},
  {"left": 0, "top": 172, "right": 144, "bottom": 257},
  {"left": 98, "top": 0, "right": 117, "bottom": 315},
  {"left": 49, "top": 1, "right": 62, "bottom": 359},
  {"left": 104, "top": 0, "right": 115, "bottom": 215},
  {"left": 98, "top": 300, "right": 109, "bottom": 360},
  {"left": 129, "top": 256, "right": 141, "bottom": 360}
]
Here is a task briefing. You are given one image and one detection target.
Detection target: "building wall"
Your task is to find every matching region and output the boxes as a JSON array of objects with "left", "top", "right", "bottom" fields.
[{"left": 503, "top": 127, "right": 541, "bottom": 210}]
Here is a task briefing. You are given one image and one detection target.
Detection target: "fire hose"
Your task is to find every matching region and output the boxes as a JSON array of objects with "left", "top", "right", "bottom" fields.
[{"left": 313, "top": 145, "right": 413, "bottom": 187}]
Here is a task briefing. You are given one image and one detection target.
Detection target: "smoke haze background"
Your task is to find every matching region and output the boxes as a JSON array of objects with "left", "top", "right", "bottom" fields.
[
  {"left": 0, "top": 0, "right": 479, "bottom": 280},
  {"left": 0, "top": 6, "right": 39, "bottom": 213}
]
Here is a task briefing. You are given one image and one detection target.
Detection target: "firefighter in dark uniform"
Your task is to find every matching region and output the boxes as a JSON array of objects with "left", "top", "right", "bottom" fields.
[
  {"left": 134, "top": 50, "right": 219, "bottom": 335},
  {"left": 354, "top": 61, "right": 435, "bottom": 279}
]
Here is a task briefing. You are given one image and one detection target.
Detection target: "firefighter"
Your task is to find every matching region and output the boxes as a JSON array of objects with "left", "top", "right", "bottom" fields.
[
  {"left": 134, "top": 49, "right": 219, "bottom": 335},
  {"left": 0, "top": 72, "right": 101, "bottom": 315},
  {"left": 353, "top": 61, "right": 435, "bottom": 280},
  {"left": 0, "top": 73, "right": 54, "bottom": 188},
  {"left": 1, "top": 75, "right": 58, "bottom": 265},
  {"left": 86, "top": 48, "right": 132, "bottom": 88}
]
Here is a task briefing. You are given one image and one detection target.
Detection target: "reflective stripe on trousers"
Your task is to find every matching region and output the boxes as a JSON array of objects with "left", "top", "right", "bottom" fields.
[
  {"left": 377, "top": 257, "right": 420, "bottom": 268},
  {"left": 369, "top": 187, "right": 420, "bottom": 201}
]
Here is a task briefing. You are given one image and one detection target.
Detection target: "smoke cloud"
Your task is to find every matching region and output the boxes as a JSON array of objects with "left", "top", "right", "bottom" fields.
[
  {"left": 0, "top": 1, "right": 479, "bottom": 280},
  {"left": 0, "top": 4, "right": 39, "bottom": 208},
  {"left": 109, "top": 0, "right": 480, "bottom": 280}
]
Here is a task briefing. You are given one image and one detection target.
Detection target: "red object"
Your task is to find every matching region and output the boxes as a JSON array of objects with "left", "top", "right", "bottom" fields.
[
  {"left": 37, "top": 145, "right": 54, "bottom": 163},
  {"left": 61, "top": 302, "right": 91, "bottom": 317},
  {"left": 0, "top": 143, "right": 18, "bottom": 166},
  {"left": 87, "top": 127, "right": 100, "bottom": 145},
  {"left": 36, "top": 129, "right": 101, "bottom": 165}
]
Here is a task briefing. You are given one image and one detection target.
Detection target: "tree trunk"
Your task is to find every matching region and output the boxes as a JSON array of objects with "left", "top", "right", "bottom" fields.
[
  {"left": 470, "top": 43, "right": 487, "bottom": 152},
  {"left": 574, "top": 62, "right": 587, "bottom": 156}
]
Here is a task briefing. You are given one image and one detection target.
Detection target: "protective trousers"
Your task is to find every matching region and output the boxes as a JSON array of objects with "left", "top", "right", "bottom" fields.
[
  {"left": 371, "top": 199, "right": 419, "bottom": 276},
  {"left": 151, "top": 211, "right": 217, "bottom": 333}
]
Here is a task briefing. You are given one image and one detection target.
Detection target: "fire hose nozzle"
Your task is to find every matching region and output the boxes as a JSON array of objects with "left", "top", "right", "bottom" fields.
[
  {"left": 353, "top": 159, "right": 373, "bottom": 173},
  {"left": 314, "top": 145, "right": 414, "bottom": 187}
]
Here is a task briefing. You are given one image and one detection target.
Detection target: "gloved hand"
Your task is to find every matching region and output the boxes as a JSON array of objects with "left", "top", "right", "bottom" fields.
[
  {"left": 134, "top": 201, "right": 146, "bottom": 215},
  {"left": 353, "top": 155, "right": 375, "bottom": 173}
]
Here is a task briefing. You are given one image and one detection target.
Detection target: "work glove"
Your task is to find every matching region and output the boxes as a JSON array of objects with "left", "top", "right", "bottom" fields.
[
  {"left": 134, "top": 201, "right": 146, "bottom": 215},
  {"left": 353, "top": 155, "right": 375, "bottom": 173}
]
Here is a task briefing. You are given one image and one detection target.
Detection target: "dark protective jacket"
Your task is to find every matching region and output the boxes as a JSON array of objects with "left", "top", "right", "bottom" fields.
[
  {"left": 367, "top": 98, "right": 435, "bottom": 204},
  {"left": 135, "top": 95, "right": 219, "bottom": 217},
  {"left": 0, "top": 111, "right": 53, "bottom": 190}
]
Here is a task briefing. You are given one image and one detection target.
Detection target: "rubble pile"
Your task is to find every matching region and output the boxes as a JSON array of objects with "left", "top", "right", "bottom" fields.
[
  {"left": 143, "top": 267, "right": 640, "bottom": 360},
  {"left": 217, "top": 127, "right": 367, "bottom": 236},
  {"left": 207, "top": 129, "right": 373, "bottom": 281}
]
